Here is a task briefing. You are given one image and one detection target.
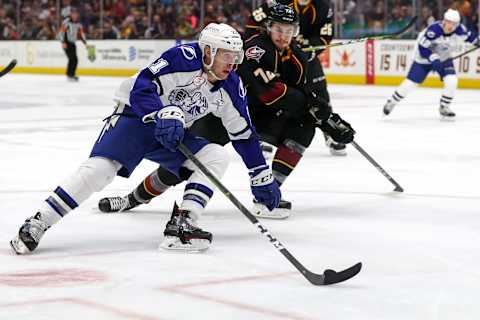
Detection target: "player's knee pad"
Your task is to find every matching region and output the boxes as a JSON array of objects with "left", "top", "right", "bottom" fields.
[
  {"left": 442, "top": 75, "right": 458, "bottom": 97},
  {"left": 397, "top": 78, "right": 417, "bottom": 97},
  {"left": 59, "top": 157, "right": 121, "bottom": 204},
  {"left": 78, "top": 157, "right": 120, "bottom": 192},
  {"left": 185, "top": 143, "right": 230, "bottom": 179}
]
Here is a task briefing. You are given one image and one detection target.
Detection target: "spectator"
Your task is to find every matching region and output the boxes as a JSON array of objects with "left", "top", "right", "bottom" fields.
[
  {"left": 120, "top": 15, "right": 138, "bottom": 39},
  {"left": 145, "top": 14, "right": 165, "bottom": 39},
  {"left": 37, "top": 18, "right": 57, "bottom": 40},
  {"left": 103, "top": 19, "right": 121, "bottom": 39},
  {"left": 420, "top": 6, "right": 436, "bottom": 29}
]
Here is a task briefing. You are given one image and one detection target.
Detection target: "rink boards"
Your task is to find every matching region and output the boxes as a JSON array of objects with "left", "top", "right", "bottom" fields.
[{"left": 0, "top": 39, "right": 479, "bottom": 88}]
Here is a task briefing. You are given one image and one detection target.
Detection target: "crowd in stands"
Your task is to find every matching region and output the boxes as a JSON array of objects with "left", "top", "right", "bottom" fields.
[
  {"left": 342, "top": 0, "right": 478, "bottom": 37},
  {"left": 0, "top": 0, "right": 478, "bottom": 41}
]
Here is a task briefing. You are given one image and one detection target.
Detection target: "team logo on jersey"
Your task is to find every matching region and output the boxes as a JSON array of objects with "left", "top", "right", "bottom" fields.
[
  {"left": 238, "top": 81, "right": 246, "bottom": 99},
  {"left": 245, "top": 46, "right": 265, "bottom": 63},
  {"left": 97, "top": 103, "right": 125, "bottom": 142},
  {"left": 180, "top": 45, "right": 197, "bottom": 60},
  {"left": 168, "top": 89, "right": 208, "bottom": 118},
  {"left": 193, "top": 75, "right": 206, "bottom": 86},
  {"left": 427, "top": 31, "right": 436, "bottom": 39}
]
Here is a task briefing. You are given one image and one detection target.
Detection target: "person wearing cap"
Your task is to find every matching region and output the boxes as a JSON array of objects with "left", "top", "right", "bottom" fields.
[{"left": 383, "top": 8, "right": 479, "bottom": 119}]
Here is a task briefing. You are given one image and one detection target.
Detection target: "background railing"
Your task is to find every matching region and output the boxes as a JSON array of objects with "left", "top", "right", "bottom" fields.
[{"left": 0, "top": 0, "right": 477, "bottom": 41}]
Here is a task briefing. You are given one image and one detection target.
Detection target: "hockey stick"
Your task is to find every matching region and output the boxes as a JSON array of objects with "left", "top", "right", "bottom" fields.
[
  {"left": 0, "top": 59, "right": 17, "bottom": 77},
  {"left": 449, "top": 44, "right": 480, "bottom": 61},
  {"left": 178, "top": 142, "right": 362, "bottom": 286},
  {"left": 303, "top": 16, "right": 418, "bottom": 52},
  {"left": 351, "top": 141, "right": 404, "bottom": 192}
]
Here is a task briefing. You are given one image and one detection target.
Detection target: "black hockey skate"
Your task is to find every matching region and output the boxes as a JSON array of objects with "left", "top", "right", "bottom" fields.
[
  {"left": 383, "top": 99, "right": 396, "bottom": 116},
  {"left": 278, "top": 199, "right": 292, "bottom": 210},
  {"left": 98, "top": 193, "right": 143, "bottom": 213},
  {"left": 10, "top": 213, "right": 50, "bottom": 254},
  {"left": 160, "top": 203, "right": 212, "bottom": 252},
  {"left": 67, "top": 76, "right": 79, "bottom": 82},
  {"left": 439, "top": 105, "right": 455, "bottom": 120}
]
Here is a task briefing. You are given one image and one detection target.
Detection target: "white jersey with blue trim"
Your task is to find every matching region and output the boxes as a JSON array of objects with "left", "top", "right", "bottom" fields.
[
  {"left": 113, "top": 43, "right": 254, "bottom": 141},
  {"left": 414, "top": 21, "right": 478, "bottom": 64}
]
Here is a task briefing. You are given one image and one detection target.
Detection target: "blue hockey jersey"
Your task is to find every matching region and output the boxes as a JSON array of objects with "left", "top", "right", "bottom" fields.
[
  {"left": 112, "top": 43, "right": 266, "bottom": 169},
  {"left": 414, "top": 21, "right": 478, "bottom": 64}
]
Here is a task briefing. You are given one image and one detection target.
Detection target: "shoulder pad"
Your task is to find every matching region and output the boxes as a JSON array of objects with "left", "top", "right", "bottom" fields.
[
  {"left": 426, "top": 23, "right": 443, "bottom": 39},
  {"left": 454, "top": 24, "right": 468, "bottom": 35},
  {"left": 148, "top": 43, "right": 202, "bottom": 75}
]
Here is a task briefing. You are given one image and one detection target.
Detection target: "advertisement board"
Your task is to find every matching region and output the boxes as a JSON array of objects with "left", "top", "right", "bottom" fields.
[{"left": 1, "top": 39, "right": 478, "bottom": 88}]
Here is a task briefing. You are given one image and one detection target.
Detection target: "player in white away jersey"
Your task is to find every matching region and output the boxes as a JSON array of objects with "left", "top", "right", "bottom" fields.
[
  {"left": 10, "top": 23, "right": 281, "bottom": 254},
  {"left": 383, "top": 9, "right": 479, "bottom": 119}
]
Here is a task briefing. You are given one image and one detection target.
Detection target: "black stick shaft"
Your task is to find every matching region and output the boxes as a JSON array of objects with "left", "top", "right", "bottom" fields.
[
  {"left": 0, "top": 59, "right": 17, "bottom": 77},
  {"left": 450, "top": 45, "right": 480, "bottom": 61},
  {"left": 178, "top": 143, "right": 324, "bottom": 284},
  {"left": 351, "top": 141, "right": 404, "bottom": 192},
  {"left": 303, "top": 16, "right": 417, "bottom": 52}
]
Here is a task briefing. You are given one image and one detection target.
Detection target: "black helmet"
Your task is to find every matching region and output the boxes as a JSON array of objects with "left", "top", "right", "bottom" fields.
[
  {"left": 268, "top": 4, "right": 298, "bottom": 24},
  {"left": 266, "top": 4, "right": 299, "bottom": 36}
]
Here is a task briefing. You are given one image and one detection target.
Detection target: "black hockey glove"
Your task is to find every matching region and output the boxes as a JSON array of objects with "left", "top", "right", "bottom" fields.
[
  {"left": 318, "top": 113, "right": 356, "bottom": 144},
  {"left": 307, "top": 92, "right": 332, "bottom": 121}
]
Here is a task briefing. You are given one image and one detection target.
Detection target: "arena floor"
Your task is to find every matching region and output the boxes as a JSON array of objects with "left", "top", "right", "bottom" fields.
[{"left": 1, "top": 74, "right": 479, "bottom": 320}]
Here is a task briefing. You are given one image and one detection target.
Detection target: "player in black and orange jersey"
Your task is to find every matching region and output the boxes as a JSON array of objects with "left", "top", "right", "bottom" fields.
[{"left": 246, "top": 0, "right": 347, "bottom": 156}]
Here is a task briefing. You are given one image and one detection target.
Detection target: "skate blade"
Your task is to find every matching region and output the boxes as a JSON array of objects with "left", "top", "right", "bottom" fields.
[
  {"left": 10, "top": 236, "right": 31, "bottom": 255},
  {"left": 440, "top": 115, "right": 455, "bottom": 122},
  {"left": 329, "top": 148, "right": 347, "bottom": 156},
  {"left": 159, "top": 236, "right": 210, "bottom": 253},
  {"left": 252, "top": 208, "right": 291, "bottom": 219}
]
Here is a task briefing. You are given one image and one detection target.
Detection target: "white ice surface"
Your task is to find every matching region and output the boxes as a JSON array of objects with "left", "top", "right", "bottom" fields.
[{"left": 0, "top": 74, "right": 479, "bottom": 320}]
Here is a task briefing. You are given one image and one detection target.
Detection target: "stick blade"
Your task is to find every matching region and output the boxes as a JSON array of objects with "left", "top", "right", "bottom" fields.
[
  {"left": 394, "top": 186, "right": 404, "bottom": 192},
  {"left": 0, "top": 59, "right": 17, "bottom": 77},
  {"left": 305, "top": 262, "right": 362, "bottom": 286}
]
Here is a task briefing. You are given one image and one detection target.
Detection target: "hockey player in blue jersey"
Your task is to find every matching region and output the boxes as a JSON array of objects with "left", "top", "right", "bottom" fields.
[
  {"left": 10, "top": 23, "right": 281, "bottom": 254},
  {"left": 383, "top": 9, "right": 479, "bottom": 119}
]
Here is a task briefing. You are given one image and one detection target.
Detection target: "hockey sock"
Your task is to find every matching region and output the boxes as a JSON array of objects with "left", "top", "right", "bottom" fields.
[
  {"left": 181, "top": 144, "right": 229, "bottom": 220},
  {"left": 390, "top": 90, "right": 405, "bottom": 104},
  {"left": 272, "top": 139, "right": 305, "bottom": 186},
  {"left": 181, "top": 183, "right": 214, "bottom": 221},
  {"left": 133, "top": 169, "right": 172, "bottom": 203},
  {"left": 441, "top": 75, "right": 457, "bottom": 108},
  {"left": 390, "top": 78, "right": 417, "bottom": 104},
  {"left": 440, "top": 95, "right": 453, "bottom": 109},
  {"left": 39, "top": 186, "right": 77, "bottom": 226}
]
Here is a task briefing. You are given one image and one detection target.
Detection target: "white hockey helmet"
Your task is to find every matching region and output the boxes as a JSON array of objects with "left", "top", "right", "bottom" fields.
[
  {"left": 443, "top": 9, "right": 461, "bottom": 24},
  {"left": 198, "top": 23, "right": 244, "bottom": 68}
]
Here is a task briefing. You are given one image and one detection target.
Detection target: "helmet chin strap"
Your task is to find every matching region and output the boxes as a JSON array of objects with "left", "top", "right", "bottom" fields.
[
  {"left": 203, "top": 55, "right": 223, "bottom": 82},
  {"left": 207, "top": 68, "right": 223, "bottom": 81}
]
